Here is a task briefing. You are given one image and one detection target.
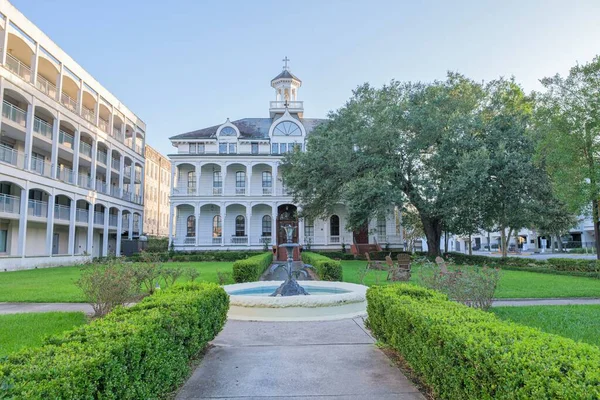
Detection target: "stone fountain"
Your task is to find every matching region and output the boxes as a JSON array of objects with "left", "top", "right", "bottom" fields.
[{"left": 270, "top": 224, "right": 309, "bottom": 296}]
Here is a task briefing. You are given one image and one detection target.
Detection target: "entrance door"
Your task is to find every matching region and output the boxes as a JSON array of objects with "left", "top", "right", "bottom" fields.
[
  {"left": 353, "top": 222, "right": 369, "bottom": 244},
  {"left": 52, "top": 233, "right": 59, "bottom": 255},
  {"left": 276, "top": 204, "right": 298, "bottom": 261}
]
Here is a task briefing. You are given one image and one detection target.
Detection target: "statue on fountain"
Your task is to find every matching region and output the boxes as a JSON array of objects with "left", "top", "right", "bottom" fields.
[{"left": 270, "top": 224, "right": 309, "bottom": 296}]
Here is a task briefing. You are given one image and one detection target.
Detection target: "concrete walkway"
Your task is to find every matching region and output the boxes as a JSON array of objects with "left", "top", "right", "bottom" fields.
[{"left": 176, "top": 319, "right": 425, "bottom": 400}]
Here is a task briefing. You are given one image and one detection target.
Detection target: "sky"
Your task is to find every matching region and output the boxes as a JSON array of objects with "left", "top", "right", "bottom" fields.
[{"left": 10, "top": 0, "right": 600, "bottom": 156}]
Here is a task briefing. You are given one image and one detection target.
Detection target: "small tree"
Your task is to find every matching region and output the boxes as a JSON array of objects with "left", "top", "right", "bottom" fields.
[{"left": 402, "top": 206, "right": 425, "bottom": 252}]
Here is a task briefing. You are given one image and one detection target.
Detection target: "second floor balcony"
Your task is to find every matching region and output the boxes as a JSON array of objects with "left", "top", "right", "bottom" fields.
[
  {"left": 54, "top": 204, "right": 71, "bottom": 221},
  {"left": 56, "top": 166, "right": 74, "bottom": 184},
  {"left": 0, "top": 193, "right": 20, "bottom": 214},
  {"left": 34, "top": 117, "right": 53, "bottom": 140},
  {"left": 79, "top": 141, "right": 92, "bottom": 158},
  {"left": 0, "top": 144, "right": 24, "bottom": 169},
  {"left": 28, "top": 199, "right": 48, "bottom": 218},
  {"left": 30, "top": 156, "right": 52, "bottom": 178},
  {"left": 2, "top": 100, "right": 27, "bottom": 127},
  {"left": 58, "top": 130, "right": 74, "bottom": 149}
]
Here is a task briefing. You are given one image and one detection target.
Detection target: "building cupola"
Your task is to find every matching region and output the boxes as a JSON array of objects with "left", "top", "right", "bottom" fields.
[{"left": 270, "top": 56, "right": 303, "bottom": 118}]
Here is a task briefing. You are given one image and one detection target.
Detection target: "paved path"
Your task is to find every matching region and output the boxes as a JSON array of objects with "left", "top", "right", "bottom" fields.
[{"left": 176, "top": 319, "right": 425, "bottom": 400}]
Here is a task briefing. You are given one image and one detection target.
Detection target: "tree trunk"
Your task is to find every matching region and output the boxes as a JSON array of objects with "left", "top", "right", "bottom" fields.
[
  {"left": 593, "top": 200, "right": 600, "bottom": 260},
  {"left": 468, "top": 233, "right": 472, "bottom": 255},
  {"left": 444, "top": 231, "right": 450, "bottom": 253},
  {"left": 556, "top": 233, "right": 564, "bottom": 253},
  {"left": 500, "top": 227, "right": 507, "bottom": 258},
  {"left": 421, "top": 216, "right": 442, "bottom": 257},
  {"left": 514, "top": 229, "right": 520, "bottom": 254}
]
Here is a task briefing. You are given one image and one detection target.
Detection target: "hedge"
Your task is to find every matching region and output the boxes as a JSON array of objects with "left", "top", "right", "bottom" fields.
[
  {"left": 301, "top": 252, "right": 343, "bottom": 281},
  {"left": 367, "top": 284, "right": 600, "bottom": 399},
  {"left": 127, "top": 250, "right": 263, "bottom": 263},
  {"left": 445, "top": 252, "right": 600, "bottom": 278},
  {"left": 232, "top": 252, "right": 273, "bottom": 283},
  {"left": 0, "top": 283, "right": 229, "bottom": 399}
]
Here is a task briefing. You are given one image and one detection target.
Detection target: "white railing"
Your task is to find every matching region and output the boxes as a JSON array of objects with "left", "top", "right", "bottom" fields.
[
  {"left": 235, "top": 187, "right": 246, "bottom": 196},
  {"left": 57, "top": 166, "right": 74, "bottom": 184},
  {"left": 76, "top": 208, "right": 89, "bottom": 223},
  {"left": 99, "top": 118, "right": 109, "bottom": 133},
  {"left": 135, "top": 144, "right": 142, "bottom": 154},
  {"left": 270, "top": 100, "right": 303, "bottom": 109},
  {"left": 133, "top": 194, "right": 142, "bottom": 204},
  {"left": 212, "top": 237, "right": 222, "bottom": 245},
  {"left": 28, "top": 199, "right": 48, "bottom": 218},
  {"left": 109, "top": 214, "right": 118, "bottom": 227},
  {"left": 374, "top": 234, "right": 403, "bottom": 245},
  {"left": 33, "top": 117, "right": 53, "bottom": 139},
  {"left": 79, "top": 141, "right": 92, "bottom": 158},
  {"left": 95, "top": 179, "right": 107, "bottom": 193},
  {"left": 122, "top": 190, "right": 132, "bottom": 201},
  {"left": 184, "top": 237, "right": 195, "bottom": 245},
  {"left": 36, "top": 74, "right": 57, "bottom": 99},
  {"left": 111, "top": 158, "right": 120, "bottom": 170},
  {"left": 110, "top": 185, "right": 120, "bottom": 197},
  {"left": 78, "top": 173, "right": 92, "bottom": 188},
  {"left": 30, "top": 155, "right": 51, "bottom": 177},
  {"left": 213, "top": 187, "right": 223, "bottom": 196},
  {"left": 230, "top": 236, "right": 248, "bottom": 245},
  {"left": 0, "top": 194, "right": 20, "bottom": 214},
  {"left": 329, "top": 235, "right": 340, "bottom": 244},
  {"left": 97, "top": 151, "right": 107, "bottom": 165},
  {"left": 304, "top": 236, "right": 315, "bottom": 245},
  {"left": 259, "top": 237, "right": 271, "bottom": 244},
  {"left": 2, "top": 101, "right": 27, "bottom": 127},
  {"left": 262, "top": 187, "right": 272, "bottom": 195},
  {"left": 54, "top": 204, "right": 71, "bottom": 221},
  {"left": 61, "top": 92, "right": 78, "bottom": 112},
  {"left": 59, "top": 130, "right": 74, "bottom": 148},
  {"left": 94, "top": 211, "right": 104, "bottom": 225},
  {"left": 81, "top": 106, "right": 96, "bottom": 124},
  {"left": 113, "top": 128, "right": 124, "bottom": 142},
  {"left": 0, "top": 144, "right": 22, "bottom": 168},
  {"left": 6, "top": 53, "right": 31, "bottom": 82}
]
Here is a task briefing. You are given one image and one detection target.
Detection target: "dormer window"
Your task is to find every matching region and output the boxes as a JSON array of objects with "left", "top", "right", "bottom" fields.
[
  {"left": 273, "top": 121, "right": 301, "bottom": 136},
  {"left": 189, "top": 143, "right": 205, "bottom": 154},
  {"left": 220, "top": 126, "right": 236, "bottom": 136}
]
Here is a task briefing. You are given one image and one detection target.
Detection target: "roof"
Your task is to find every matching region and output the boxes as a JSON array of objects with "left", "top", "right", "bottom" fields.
[
  {"left": 271, "top": 69, "right": 301, "bottom": 83},
  {"left": 170, "top": 117, "right": 326, "bottom": 141}
]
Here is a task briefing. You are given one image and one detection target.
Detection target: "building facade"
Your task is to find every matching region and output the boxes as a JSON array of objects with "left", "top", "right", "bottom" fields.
[
  {"left": 168, "top": 61, "right": 401, "bottom": 256},
  {"left": 0, "top": 0, "right": 146, "bottom": 270},
  {"left": 144, "top": 144, "right": 170, "bottom": 237}
]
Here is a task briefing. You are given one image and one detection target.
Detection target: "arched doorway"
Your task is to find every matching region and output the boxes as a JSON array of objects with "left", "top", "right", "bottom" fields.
[{"left": 277, "top": 204, "right": 298, "bottom": 261}]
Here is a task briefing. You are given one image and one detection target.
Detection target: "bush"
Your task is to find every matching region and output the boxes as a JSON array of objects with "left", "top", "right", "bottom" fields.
[
  {"left": 301, "top": 252, "right": 343, "bottom": 281},
  {"left": 313, "top": 251, "right": 356, "bottom": 260},
  {"left": 127, "top": 250, "right": 263, "bottom": 263},
  {"left": 232, "top": 253, "right": 273, "bottom": 283},
  {"left": 0, "top": 282, "right": 229, "bottom": 399},
  {"left": 145, "top": 236, "right": 169, "bottom": 253},
  {"left": 367, "top": 284, "right": 600, "bottom": 399}
]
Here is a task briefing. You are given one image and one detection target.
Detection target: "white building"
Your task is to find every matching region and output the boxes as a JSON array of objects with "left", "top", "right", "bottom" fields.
[
  {"left": 0, "top": 0, "right": 146, "bottom": 270},
  {"left": 168, "top": 60, "right": 402, "bottom": 259}
]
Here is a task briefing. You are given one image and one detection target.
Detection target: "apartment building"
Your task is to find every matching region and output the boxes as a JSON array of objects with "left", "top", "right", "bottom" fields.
[{"left": 144, "top": 144, "right": 170, "bottom": 237}]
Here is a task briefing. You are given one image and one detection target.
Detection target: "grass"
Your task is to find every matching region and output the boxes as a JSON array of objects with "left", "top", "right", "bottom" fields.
[
  {"left": 492, "top": 305, "right": 600, "bottom": 347},
  {"left": 0, "top": 312, "right": 87, "bottom": 357},
  {"left": 0, "top": 262, "right": 234, "bottom": 303},
  {"left": 341, "top": 260, "right": 600, "bottom": 298}
]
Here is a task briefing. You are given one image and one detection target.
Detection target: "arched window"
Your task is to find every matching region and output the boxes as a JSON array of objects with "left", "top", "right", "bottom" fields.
[
  {"left": 186, "top": 215, "right": 195, "bottom": 237},
  {"left": 262, "top": 215, "right": 272, "bottom": 237},
  {"left": 187, "top": 171, "right": 196, "bottom": 194},
  {"left": 235, "top": 215, "right": 245, "bottom": 237},
  {"left": 330, "top": 215, "right": 340, "bottom": 237},
  {"left": 212, "top": 215, "right": 222, "bottom": 238}
]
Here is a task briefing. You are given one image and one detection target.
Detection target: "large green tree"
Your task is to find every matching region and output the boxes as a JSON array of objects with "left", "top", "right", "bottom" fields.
[
  {"left": 282, "top": 73, "right": 485, "bottom": 257},
  {"left": 535, "top": 56, "right": 600, "bottom": 257}
]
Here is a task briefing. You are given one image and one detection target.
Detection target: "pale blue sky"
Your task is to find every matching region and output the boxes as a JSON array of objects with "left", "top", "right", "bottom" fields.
[{"left": 10, "top": 0, "right": 600, "bottom": 156}]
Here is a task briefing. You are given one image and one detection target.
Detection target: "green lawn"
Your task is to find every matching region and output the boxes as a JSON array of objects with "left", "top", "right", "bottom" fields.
[
  {"left": 0, "top": 312, "right": 87, "bottom": 357},
  {"left": 0, "top": 262, "right": 234, "bottom": 303},
  {"left": 341, "top": 260, "right": 600, "bottom": 298},
  {"left": 492, "top": 305, "right": 600, "bottom": 347}
]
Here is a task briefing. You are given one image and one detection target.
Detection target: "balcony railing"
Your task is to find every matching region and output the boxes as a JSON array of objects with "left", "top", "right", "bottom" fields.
[
  {"left": 111, "top": 158, "right": 120, "bottom": 171},
  {"left": 122, "top": 190, "right": 132, "bottom": 201},
  {"left": 2, "top": 101, "right": 27, "bottom": 127},
  {"left": 6, "top": 53, "right": 31, "bottom": 82},
  {"left": 110, "top": 186, "right": 120, "bottom": 197},
  {"left": 0, "top": 144, "right": 23, "bottom": 168},
  {"left": 54, "top": 204, "right": 71, "bottom": 221},
  {"left": 61, "top": 92, "right": 78, "bottom": 112},
  {"left": 36, "top": 74, "right": 57, "bottom": 99},
  {"left": 94, "top": 211, "right": 104, "bottom": 225},
  {"left": 113, "top": 128, "right": 124, "bottom": 143},
  {"left": 329, "top": 235, "right": 340, "bottom": 244},
  {"left": 230, "top": 236, "right": 248, "bottom": 245},
  {"left": 109, "top": 214, "right": 118, "bottom": 227},
  {"left": 78, "top": 173, "right": 92, "bottom": 189},
  {"left": 79, "top": 141, "right": 92, "bottom": 158},
  {"left": 235, "top": 187, "right": 246, "bottom": 196},
  {"left": 0, "top": 194, "right": 20, "bottom": 214},
  {"left": 31, "top": 155, "right": 52, "bottom": 177},
  {"left": 124, "top": 165, "right": 132, "bottom": 178},
  {"left": 213, "top": 187, "right": 223, "bottom": 196},
  {"left": 82, "top": 106, "right": 96, "bottom": 124},
  {"left": 76, "top": 208, "right": 89, "bottom": 223},
  {"left": 33, "top": 117, "right": 53, "bottom": 139},
  {"left": 133, "top": 194, "right": 142, "bottom": 204},
  {"left": 95, "top": 179, "right": 107, "bottom": 194},
  {"left": 97, "top": 150, "right": 107, "bottom": 165},
  {"left": 57, "top": 166, "right": 74, "bottom": 184},
  {"left": 28, "top": 199, "right": 48, "bottom": 218},
  {"left": 135, "top": 144, "right": 142, "bottom": 154},
  {"left": 58, "top": 130, "right": 74, "bottom": 148},
  {"left": 99, "top": 118, "right": 109, "bottom": 133},
  {"left": 269, "top": 100, "right": 303, "bottom": 109},
  {"left": 262, "top": 187, "right": 272, "bottom": 195}
]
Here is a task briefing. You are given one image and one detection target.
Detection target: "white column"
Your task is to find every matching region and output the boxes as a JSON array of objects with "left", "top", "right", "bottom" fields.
[
  {"left": 45, "top": 193, "right": 55, "bottom": 255},
  {"left": 102, "top": 207, "right": 109, "bottom": 256},
  {"left": 116, "top": 209, "right": 123, "bottom": 256},
  {"left": 246, "top": 207, "right": 252, "bottom": 246},
  {"left": 170, "top": 164, "right": 176, "bottom": 196},
  {"left": 195, "top": 163, "right": 202, "bottom": 195},
  {"left": 221, "top": 163, "right": 228, "bottom": 196},
  {"left": 272, "top": 163, "right": 279, "bottom": 195},
  {"left": 1, "top": 17, "right": 9, "bottom": 65},
  {"left": 118, "top": 155, "right": 124, "bottom": 197},
  {"left": 246, "top": 163, "right": 252, "bottom": 196},
  {"left": 72, "top": 129, "right": 81, "bottom": 182},
  {"left": 168, "top": 203, "right": 174, "bottom": 247},
  {"left": 17, "top": 182, "right": 29, "bottom": 257},
  {"left": 94, "top": 94, "right": 100, "bottom": 126},
  {"left": 76, "top": 79, "right": 83, "bottom": 115},
  {"left": 30, "top": 42, "right": 39, "bottom": 85},
  {"left": 90, "top": 139, "right": 98, "bottom": 184},
  {"left": 195, "top": 205, "right": 201, "bottom": 246},
  {"left": 57, "top": 64, "right": 64, "bottom": 102},
  {"left": 50, "top": 117, "right": 59, "bottom": 179},
  {"left": 23, "top": 101, "right": 34, "bottom": 170},
  {"left": 0, "top": 77, "right": 4, "bottom": 134},
  {"left": 271, "top": 204, "right": 277, "bottom": 246},
  {"left": 220, "top": 204, "right": 226, "bottom": 247},
  {"left": 128, "top": 212, "right": 133, "bottom": 240},
  {"left": 68, "top": 198, "right": 76, "bottom": 255},
  {"left": 108, "top": 108, "right": 114, "bottom": 137},
  {"left": 87, "top": 202, "right": 94, "bottom": 255},
  {"left": 325, "top": 218, "right": 330, "bottom": 246},
  {"left": 106, "top": 144, "right": 113, "bottom": 193}
]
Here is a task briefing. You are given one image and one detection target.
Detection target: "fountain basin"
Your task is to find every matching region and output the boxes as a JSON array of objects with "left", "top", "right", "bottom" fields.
[{"left": 224, "top": 281, "right": 368, "bottom": 321}]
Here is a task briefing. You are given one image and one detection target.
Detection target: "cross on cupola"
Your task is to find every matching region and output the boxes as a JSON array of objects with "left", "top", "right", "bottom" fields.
[
  {"left": 282, "top": 56, "right": 290, "bottom": 70},
  {"left": 270, "top": 56, "right": 303, "bottom": 117}
]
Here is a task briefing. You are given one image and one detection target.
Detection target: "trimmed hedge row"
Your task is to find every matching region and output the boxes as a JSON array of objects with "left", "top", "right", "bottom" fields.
[
  {"left": 127, "top": 250, "right": 263, "bottom": 263},
  {"left": 0, "top": 282, "right": 229, "bottom": 399},
  {"left": 302, "top": 252, "right": 343, "bottom": 281},
  {"left": 232, "top": 252, "right": 273, "bottom": 283},
  {"left": 367, "top": 284, "right": 600, "bottom": 399},
  {"left": 445, "top": 252, "right": 600, "bottom": 278}
]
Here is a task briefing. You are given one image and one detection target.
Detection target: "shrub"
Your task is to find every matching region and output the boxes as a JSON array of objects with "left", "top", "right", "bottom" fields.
[
  {"left": 301, "top": 252, "right": 343, "bottom": 281},
  {"left": 232, "top": 252, "right": 273, "bottom": 283},
  {"left": 313, "top": 251, "right": 356, "bottom": 260},
  {"left": 127, "top": 250, "right": 263, "bottom": 263},
  {"left": 367, "top": 284, "right": 600, "bottom": 399},
  {"left": 145, "top": 236, "right": 169, "bottom": 253},
  {"left": 0, "top": 282, "right": 229, "bottom": 399},
  {"left": 76, "top": 260, "right": 140, "bottom": 317}
]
